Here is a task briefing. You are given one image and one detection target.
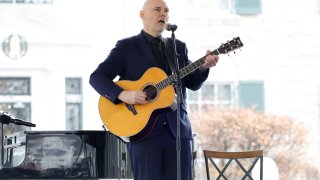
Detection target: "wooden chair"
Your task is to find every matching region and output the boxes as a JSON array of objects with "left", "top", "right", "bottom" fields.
[{"left": 203, "top": 150, "right": 263, "bottom": 180}]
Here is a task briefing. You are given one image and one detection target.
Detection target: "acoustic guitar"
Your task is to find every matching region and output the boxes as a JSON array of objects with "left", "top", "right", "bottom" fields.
[{"left": 98, "top": 37, "right": 243, "bottom": 142}]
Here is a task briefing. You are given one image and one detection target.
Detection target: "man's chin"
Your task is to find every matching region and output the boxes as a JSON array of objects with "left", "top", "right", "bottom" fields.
[{"left": 157, "top": 27, "right": 165, "bottom": 34}]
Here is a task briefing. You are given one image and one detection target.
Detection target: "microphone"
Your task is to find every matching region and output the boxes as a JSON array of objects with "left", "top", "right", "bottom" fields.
[
  {"left": 166, "top": 23, "right": 178, "bottom": 31},
  {"left": 0, "top": 111, "right": 36, "bottom": 127}
]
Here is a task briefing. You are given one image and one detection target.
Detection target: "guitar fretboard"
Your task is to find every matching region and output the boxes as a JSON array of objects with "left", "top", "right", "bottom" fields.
[{"left": 155, "top": 49, "right": 220, "bottom": 91}]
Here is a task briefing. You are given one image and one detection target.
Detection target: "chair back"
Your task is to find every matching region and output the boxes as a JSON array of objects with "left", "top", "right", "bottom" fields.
[{"left": 203, "top": 150, "right": 263, "bottom": 180}]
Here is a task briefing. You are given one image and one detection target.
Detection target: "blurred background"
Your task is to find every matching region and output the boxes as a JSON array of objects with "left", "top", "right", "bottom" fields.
[{"left": 0, "top": 0, "right": 319, "bottom": 179}]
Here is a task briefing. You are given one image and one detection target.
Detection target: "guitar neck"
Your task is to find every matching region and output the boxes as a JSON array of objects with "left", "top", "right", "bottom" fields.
[
  {"left": 178, "top": 49, "right": 220, "bottom": 79},
  {"left": 155, "top": 49, "right": 220, "bottom": 91},
  {"left": 155, "top": 37, "right": 243, "bottom": 91}
]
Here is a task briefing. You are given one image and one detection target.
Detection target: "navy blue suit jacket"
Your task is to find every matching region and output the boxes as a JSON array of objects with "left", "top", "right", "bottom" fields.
[{"left": 90, "top": 31, "right": 209, "bottom": 140}]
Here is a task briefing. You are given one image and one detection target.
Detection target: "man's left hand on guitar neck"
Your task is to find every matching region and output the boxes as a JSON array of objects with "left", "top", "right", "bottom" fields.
[{"left": 199, "top": 50, "right": 219, "bottom": 72}]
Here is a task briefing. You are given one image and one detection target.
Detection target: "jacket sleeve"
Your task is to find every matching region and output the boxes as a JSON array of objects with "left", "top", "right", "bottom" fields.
[{"left": 89, "top": 40, "right": 127, "bottom": 104}]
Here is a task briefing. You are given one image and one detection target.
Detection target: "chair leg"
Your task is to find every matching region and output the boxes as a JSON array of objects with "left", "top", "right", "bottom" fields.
[
  {"left": 204, "top": 157, "right": 210, "bottom": 180},
  {"left": 260, "top": 157, "right": 263, "bottom": 180}
]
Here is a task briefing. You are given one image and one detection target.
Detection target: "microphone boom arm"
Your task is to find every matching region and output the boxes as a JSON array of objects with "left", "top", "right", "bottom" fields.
[{"left": 0, "top": 111, "right": 36, "bottom": 127}]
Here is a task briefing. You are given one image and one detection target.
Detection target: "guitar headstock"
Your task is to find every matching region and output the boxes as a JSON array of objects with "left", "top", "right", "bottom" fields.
[{"left": 217, "top": 37, "right": 243, "bottom": 55}]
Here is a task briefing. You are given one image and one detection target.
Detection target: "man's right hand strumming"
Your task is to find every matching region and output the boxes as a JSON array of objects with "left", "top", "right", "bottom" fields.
[{"left": 118, "top": 90, "right": 148, "bottom": 105}]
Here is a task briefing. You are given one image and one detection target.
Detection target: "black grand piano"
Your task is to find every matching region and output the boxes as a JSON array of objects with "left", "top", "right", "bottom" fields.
[{"left": 0, "top": 130, "right": 133, "bottom": 179}]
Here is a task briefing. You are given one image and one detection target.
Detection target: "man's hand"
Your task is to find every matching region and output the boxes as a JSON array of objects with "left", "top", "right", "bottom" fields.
[
  {"left": 199, "top": 50, "right": 219, "bottom": 72},
  {"left": 118, "top": 90, "right": 148, "bottom": 104}
]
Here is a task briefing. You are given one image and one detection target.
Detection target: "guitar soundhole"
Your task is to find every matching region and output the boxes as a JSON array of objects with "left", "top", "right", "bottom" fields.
[{"left": 143, "top": 85, "right": 158, "bottom": 101}]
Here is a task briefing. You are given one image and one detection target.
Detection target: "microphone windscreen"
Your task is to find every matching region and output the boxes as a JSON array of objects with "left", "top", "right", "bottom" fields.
[{"left": 166, "top": 24, "right": 178, "bottom": 31}]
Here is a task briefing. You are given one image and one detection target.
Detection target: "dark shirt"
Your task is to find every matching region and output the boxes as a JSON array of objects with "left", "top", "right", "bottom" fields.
[{"left": 142, "top": 30, "right": 171, "bottom": 75}]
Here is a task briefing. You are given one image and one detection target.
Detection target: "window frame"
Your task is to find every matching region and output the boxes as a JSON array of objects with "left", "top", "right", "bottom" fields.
[{"left": 187, "top": 81, "right": 236, "bottom": 114}]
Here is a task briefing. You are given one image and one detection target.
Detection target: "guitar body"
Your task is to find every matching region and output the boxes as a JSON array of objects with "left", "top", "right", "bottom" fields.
[{"left": 98, "top": 67, "right": 175, "bottom": 141}]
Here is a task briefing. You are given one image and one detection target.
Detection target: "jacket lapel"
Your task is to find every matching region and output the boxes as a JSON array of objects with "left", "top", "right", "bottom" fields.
[
  {"left": 162, "top": 38, "right": 176, "bottom": 74},
  {"left": 136, "top": 32, "right": 158, "bottom": 67}
]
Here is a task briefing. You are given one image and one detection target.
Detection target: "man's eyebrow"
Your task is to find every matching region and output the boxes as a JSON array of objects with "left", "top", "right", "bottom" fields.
[{"left": 153, "top": 6, "right": 169, "bottom": 11}]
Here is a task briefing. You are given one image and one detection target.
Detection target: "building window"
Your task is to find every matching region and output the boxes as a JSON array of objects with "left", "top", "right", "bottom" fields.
[
  {"left": 0, "top": 102, "right": 31, "bottom": 131},
  {"left": 65, "top": 78, "right": 82, "bottom": 130},
  {"left": 188, "top": 82, "right": 235, "bottom": 114},
  {"left": 66, "top": 103, "right": 82, "bottom": 130},
  {"left": 235, "top": 0, "right": 261, "bottom": 15},
  {"left": 185, "top": 0, "right": 261, "bottom": 15},
  {"left": 238, "top": 81, "right": 264, "bottom": 111},
  {"left": 66, "top": 78, "right": 81, "bottom": 94},
  {"left": 201, "top": 84, "right": 215, "bottom": 101},
  {"left": 0, "top": 77, "right": 31, "bottom": 95},
  {"left": 218, "top": 84, "right": 232, "bottom": 102},
  {"left": 0, "top": 0, "right": 53, "bottom": 4},
  {"left": 0, "top": 77, "right": 32, "bottom": 130},
  {"left": 185, "top": 0, "right": 234, "bottom": 14}
]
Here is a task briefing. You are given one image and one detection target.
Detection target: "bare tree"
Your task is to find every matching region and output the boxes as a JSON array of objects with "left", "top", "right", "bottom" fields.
[{"left": 191, "top": 107, "right": 319, "bottom": 180}]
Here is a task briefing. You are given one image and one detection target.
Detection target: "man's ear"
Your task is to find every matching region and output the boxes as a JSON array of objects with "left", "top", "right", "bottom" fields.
[{"left": 140, "top": 10, "right": 144, "bottom": 20}]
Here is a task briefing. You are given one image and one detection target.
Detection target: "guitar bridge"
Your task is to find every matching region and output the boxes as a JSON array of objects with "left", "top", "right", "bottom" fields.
[{"left": 125, "top": 103, "right": 137, "bottom": 115}]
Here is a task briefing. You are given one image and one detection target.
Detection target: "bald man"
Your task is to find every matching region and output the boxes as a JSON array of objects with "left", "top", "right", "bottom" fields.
[{"left": 90, "top": 0, "right": 219, "bottom": 179}]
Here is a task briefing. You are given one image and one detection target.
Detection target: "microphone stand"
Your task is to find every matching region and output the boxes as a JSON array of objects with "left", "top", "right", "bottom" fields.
[
  {"left": 0, "top": 112, "right": 6, "bottom": 166},
  {"left": 169, "top": 29, "right": 182, "bottom": 180},
  {"left": 1, "top": 123, "right": 4, "bottom": 166}
]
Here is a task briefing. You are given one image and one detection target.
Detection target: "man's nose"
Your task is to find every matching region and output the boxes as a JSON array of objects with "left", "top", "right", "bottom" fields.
[{"left": 160, "top": 11, "right": 167, "bottom": 17}]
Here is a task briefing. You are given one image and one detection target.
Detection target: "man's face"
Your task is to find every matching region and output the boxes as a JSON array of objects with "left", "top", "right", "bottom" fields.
[{"left": 140, "top": 0, "right": 169, "bottom": 37}]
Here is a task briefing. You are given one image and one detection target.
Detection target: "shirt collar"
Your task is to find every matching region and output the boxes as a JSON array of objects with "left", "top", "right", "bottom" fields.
[{"left": 142, "top": 30, "right": 163, "bottom": 43}]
